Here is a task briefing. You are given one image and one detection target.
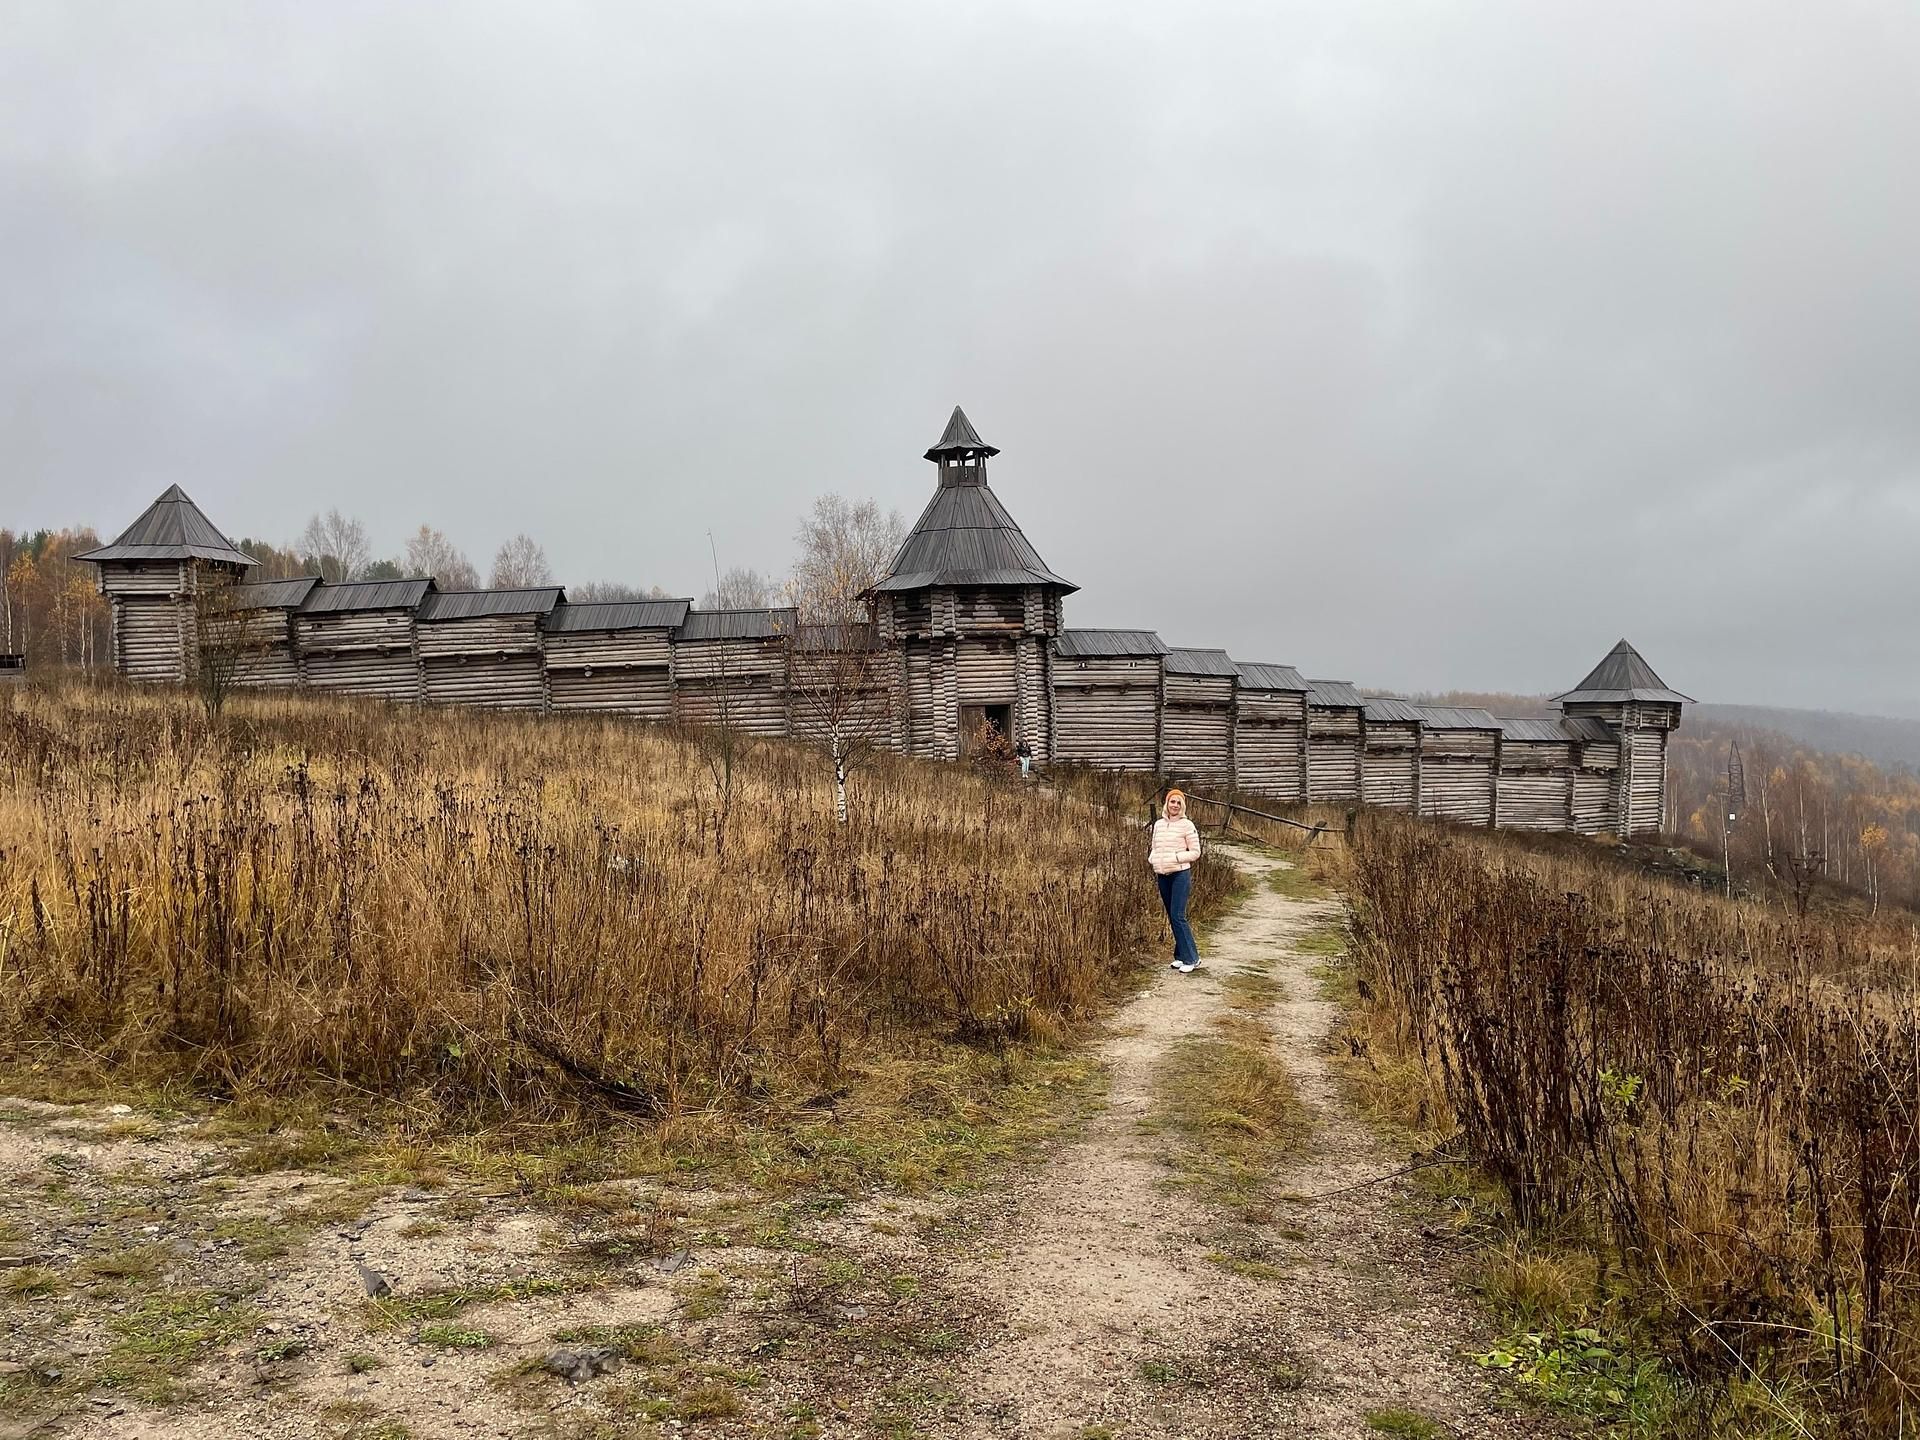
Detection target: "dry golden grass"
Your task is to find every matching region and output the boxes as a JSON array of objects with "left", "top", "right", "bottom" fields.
[
  {"left": 1344, "top": 812, "right": 1920, "bottom": 1436},
  {"left": 0, "top": 680, "right": 1234, "bottom": 1125}
]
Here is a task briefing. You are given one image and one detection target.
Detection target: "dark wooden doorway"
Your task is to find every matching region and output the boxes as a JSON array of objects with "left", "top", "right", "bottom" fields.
[{"left": 960, "top": 703, "right": 1012, "bottom": 757}]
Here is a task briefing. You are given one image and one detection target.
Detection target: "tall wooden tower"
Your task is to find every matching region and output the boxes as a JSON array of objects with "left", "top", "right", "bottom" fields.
[
  {"left": 1555, "top": 639, "right": 1692, "bottom": 839},
  {"left": 74, "top": 486, "right": 257, "bottom": 683},
  {"left": 870, "top": 408, "right": 1076, "bottom": 761}
]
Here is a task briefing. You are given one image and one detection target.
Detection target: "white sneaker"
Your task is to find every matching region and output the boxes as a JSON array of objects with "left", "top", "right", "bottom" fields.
[
  {"left": 1169, "top": 960, "right": 1182, "bottom": 970},
  {"left": 1174, "top": 961, "right": 1197, "bottom": 974}
]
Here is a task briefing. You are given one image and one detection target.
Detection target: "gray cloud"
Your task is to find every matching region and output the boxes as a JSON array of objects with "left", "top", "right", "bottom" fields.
[{"left": 6, "top": 1, "right": 1918, "bottom": 711}]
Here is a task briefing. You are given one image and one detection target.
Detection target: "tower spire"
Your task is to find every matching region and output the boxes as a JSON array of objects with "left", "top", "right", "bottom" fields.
[{"left": 924, "top": 406, "right": 998, "bottom": 487}]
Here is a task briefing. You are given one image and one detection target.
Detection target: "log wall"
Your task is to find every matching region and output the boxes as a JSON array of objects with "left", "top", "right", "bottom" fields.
[{"left": 95, "top": 558, "right": 1676, "bottom": 840}]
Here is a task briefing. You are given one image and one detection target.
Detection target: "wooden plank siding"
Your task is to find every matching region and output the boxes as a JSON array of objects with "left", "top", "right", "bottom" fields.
[
  {"left": 1307, "top": 707, "right": 1363, "bottom": 804},
  {"left": 1417, "top": 726, "right": 1498, "bottom": 827},
  {"left": 1233, "top": 689, "right": 1307, "bottom": 802},
  {"left": 295, "top": 609, "right": 422, "bottom": 701},
  {"left": 1362, "top": 720, "right": 1421, "bottom": 812},
  {"left": 85, "top": 477, "right": 1685, "bottom": 844}
]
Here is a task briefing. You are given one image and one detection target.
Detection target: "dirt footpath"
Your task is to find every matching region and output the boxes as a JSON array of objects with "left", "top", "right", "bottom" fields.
[{"left": 934, "top": 843, "right": 1547, "bottom": 1439}]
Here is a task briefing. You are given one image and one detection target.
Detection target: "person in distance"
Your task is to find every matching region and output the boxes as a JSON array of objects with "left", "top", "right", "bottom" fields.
[{"left": 1149, "top": 788, "right": 1203, "bottom": 973}]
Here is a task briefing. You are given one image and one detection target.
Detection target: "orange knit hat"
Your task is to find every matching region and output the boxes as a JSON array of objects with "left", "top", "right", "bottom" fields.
[{"left": 1162, "top": 788, "right": 1186, "bottom": 816}]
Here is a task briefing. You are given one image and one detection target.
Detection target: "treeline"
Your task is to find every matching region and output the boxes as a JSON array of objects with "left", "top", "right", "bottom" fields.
[
  {"left": 1668, "top": 716, "right": 1920, "bottom": 912},
  {"left": 1, "top": 527, "right": 111, "bottom": 667}
]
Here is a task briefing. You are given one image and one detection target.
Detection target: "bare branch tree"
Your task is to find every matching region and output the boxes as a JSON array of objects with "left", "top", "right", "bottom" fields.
[
  {"left": 790, "top": 494, "right": 906, "bottom": 620},
  {"left": 699, "top": 566, "right": 778, "bottom": 610},
  {"left": 297, "top": 509, "right": 373, "bottom": 584},
  {"left": 190, "top": 569, "right": 264, "bottom": 726},
  {"left": 764, "top": 494, "right": 911, "bottom": 822},
  {"left": 404, "top": 525, "right": 479, "bottom": 590},
  {"left": 789, "top": 615, "right": 894, "bottom": 824},
  {"left": 489, "top": 533, "right": 553, "bottom": 589},
  {"left": 569, "top": 580, "right": 675, "bottom": 602}
]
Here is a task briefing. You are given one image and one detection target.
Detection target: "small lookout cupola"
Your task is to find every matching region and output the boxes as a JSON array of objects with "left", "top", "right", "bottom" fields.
[{"left": 925, "top": 405, "right": 1000, "bottom": 487}]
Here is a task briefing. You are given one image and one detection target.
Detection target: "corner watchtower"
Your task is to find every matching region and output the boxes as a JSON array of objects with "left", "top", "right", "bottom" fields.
[
  {"left": 1554, "top": 639, "right": 1692, "bottom": 838},
  {"left": 75, "top": 486, "right": 258, "bottom": 684},
  {"left": 871, "top": 407, "right": 1077, "bottom": 761}
]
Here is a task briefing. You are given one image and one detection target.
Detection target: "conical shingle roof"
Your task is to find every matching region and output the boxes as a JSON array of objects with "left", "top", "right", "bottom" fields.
[
  {"left": 923, "top": 405, "right": 999, "bottom": 460},
  {"left": 74, "top": 485, "right": 257, "bottom": 567},
  {"left": 874, "top": 483, "right": 1076, "bottom": 593},
  {"left": 1554, "top": 639, "right": 1692, "bottom": 705},
  {"left": 876, "top": 410, "right": 1074, "bottom": 593}
]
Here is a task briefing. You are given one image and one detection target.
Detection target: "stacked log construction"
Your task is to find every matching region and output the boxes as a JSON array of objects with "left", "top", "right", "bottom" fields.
[{"left": 78, "top": 414, "right": 1688, "bottom": 840}]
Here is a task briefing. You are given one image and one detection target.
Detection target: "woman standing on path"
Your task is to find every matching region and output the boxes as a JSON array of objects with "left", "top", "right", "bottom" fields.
[{"left": 1150, "top": 789, "right": 1203, "bottom": 973}]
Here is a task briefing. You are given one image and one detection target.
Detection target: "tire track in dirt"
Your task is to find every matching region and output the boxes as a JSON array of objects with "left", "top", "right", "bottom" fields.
[{"left": 936, "top": 843, "right": 1549, "bottom": 1439}]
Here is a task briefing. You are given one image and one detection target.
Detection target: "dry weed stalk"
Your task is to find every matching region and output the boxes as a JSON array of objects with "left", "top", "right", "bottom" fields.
[
  {"left": 1346, "top": 813, "right": 1920, "bottom": 1433},
  {"left": 0, "top": 680, "right": 1228, "bottom": 1120}
]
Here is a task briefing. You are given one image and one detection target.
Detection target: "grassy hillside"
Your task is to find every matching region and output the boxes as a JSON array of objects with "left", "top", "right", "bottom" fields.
[
  {"left": 0, "top": 678, "right": 1236, "bottom": 1120},
  {"left": 1340, "top": 814, "right": 1920, "bottom": 1438}
]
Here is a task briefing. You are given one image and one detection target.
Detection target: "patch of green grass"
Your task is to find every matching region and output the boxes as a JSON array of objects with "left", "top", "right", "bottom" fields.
[
  {"left": 257, "top": 1335, "right": 309, "bottom": 1363},
  {"left": 1138, "top": 1357, "right": 1180, "bottom": 1384},
  {"left": 675, "top": 1381, "right": 742, "bottom": 1420},
  {"left": 346, "top": 1352, "right": 384, "bottom": 1373},
  {"left": 2, "top": 1264, "right": 61, "bottom": 1300},
  {"left": 212, "top": 1214, "right": 305, "bottom": 1261},
  {"left": 417, "top": 1322, "right": 494, "bottom": 1349},
  {"left": 553, "top": 1322, "right": 683, "bottom": 1367},
  {"left": 1220, "top": 970, "right": 1286, "bottom": 1013},
  {"left": 1365, "top": 1410, "right": 1443, "bottom": 1438},
  {"left": 1266, "top": 862, "right": 1329, "bottom": 902},
  {"left": 364, "top": 1276, "right": 571, "bottom": 1329},
  {"left": 911, "top": 1327, "right": 966, "bottom": 1356},
  {"left": 676, "top": 1271, "right": 731, "bottom": 1320},
  {"left": 1148, "top": 1022, "right": 1306, "bottom": 1214},
  {"left": 99, "top": 1288, "right": 261, "bottom": 1404},
  {"left": 1292, "top": 919, "right": 1349, "bottom": 956},
  {"left": 1204, "top": 1251, "right": 1286, "bottom": 1281},
  {"left": 222, "top": 1124, "right": 362, "bottom": 1176},
  {"left": 1475, "top": 1327, "right": 1682, "bottom": 1428},
  {"left": 323, "top": 1404, "right": 412, "bottom": 1440}
]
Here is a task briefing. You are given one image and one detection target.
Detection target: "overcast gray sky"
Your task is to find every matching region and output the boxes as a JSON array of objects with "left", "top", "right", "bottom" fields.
[{"left": 6, "top": 2, "right": 1918, "bottom": 713}]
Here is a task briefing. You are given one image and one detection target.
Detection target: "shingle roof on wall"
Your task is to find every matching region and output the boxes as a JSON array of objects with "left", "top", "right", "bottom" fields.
[
  {"left": 1163, "top": 647, "right": 1239, "bottom": 677},
  {"left": 299, "top": 579, "right": 437, "bottom": 614},
  {"left": 417, "top": 588, "right": 564, "bottom": 621},
  {"left": 675, "top": 608, "right": 797, "bottom": 641},
  {"left": 1363, "top": 697, "right": 1424, "bottom": 724},
  {"left": 544, "top": 600, "right": 692, "bottom": 633},
  {"left": 73, "top": 485, "right": 258, "bottom": 567},
  {"left": 1236, "top": 661, "right": 1310, "bottom": 692},
  {"left": 227, "top": 576, "right": 322, "bottom": 610},
  {"left": 1055, "top": 629, "right": 1167, "bottom": 658},
  {"left": 1413, "top": 705, "right": 1502, "bottom": 731},
  {"left": 1498, "top": 716, "right": 1572, "bottom": 743},
  {"left": 1306, "top": 679, "right": 1364, "bottom": 709},
  {"left": 1559, "top": 715, "right": 1619, "bottom": 746}
]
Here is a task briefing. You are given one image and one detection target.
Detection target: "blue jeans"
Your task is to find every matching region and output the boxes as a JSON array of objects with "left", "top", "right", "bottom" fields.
[{"left": 1156, "top": 868, "right": 1198, "bottom": 967}]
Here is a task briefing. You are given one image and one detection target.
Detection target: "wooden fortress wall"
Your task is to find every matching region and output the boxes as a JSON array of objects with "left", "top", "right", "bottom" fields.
[{"left": 88, "top": 565, "right": 1669, "bottom": 839}]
